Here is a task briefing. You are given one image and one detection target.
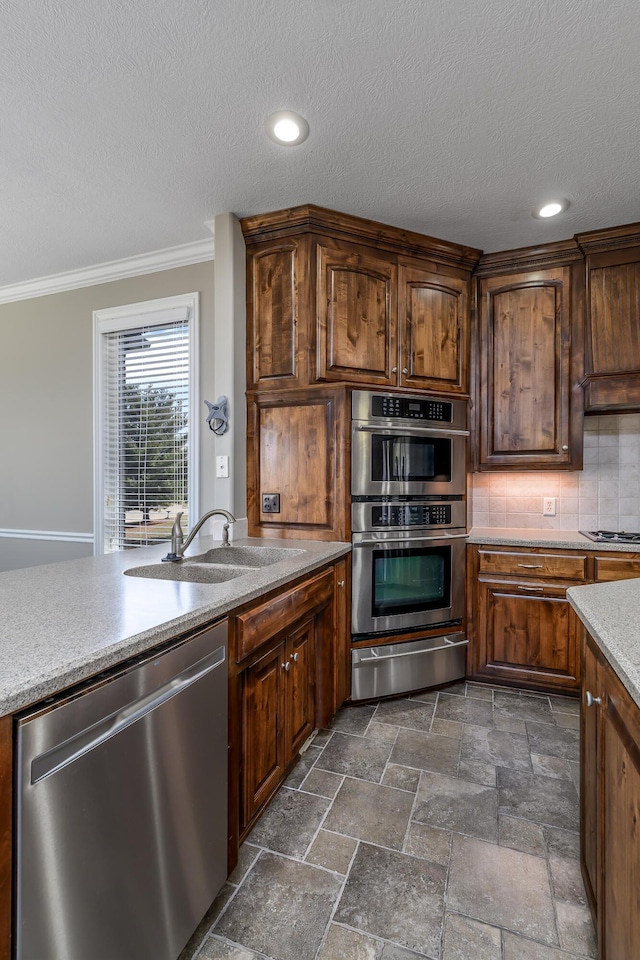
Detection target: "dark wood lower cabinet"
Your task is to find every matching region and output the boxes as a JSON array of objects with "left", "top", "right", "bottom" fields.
[
  {"left": 475, "top": 577, "right": 580, "bottom": 693},
  {"left": 0, "top": 716, "right": 11, "bottom": 960},
  {"left": 242, "top": 643, "right": 288, "bottom": 825},
  {"left": 230, "top": 564, "right": 345, "bottom": 851},
  {"left": 468, "top": 544, "right": 585, "bottom": 694},
  {"left": 581, "top": 629, "right": 640, "bottom": 959},
  {"left": 242, "top": 617, "right": 317, "bottom": 827}
]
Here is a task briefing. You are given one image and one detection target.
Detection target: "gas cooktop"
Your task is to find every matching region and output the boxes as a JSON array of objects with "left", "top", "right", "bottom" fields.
[{"left": 580, "top": 530, "right": 640, "bottom": 543}]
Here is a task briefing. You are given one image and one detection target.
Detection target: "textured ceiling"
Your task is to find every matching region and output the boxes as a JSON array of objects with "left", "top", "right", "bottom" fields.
[{"left": 2, "top": 0, "right": 640, "bottom": 285}]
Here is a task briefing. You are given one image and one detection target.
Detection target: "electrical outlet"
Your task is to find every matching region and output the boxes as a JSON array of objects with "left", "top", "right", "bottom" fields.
[
  {"left": 262, "top": 493, "right": 280, "bottom": 514},
  {"left": 543, "top": 497, "right": 557, "bottom": 516}
]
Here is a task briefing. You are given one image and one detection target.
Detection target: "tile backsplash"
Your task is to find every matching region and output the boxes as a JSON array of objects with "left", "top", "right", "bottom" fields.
[{"left": 470, "top": 414, "right": 640, "bottom": 531}]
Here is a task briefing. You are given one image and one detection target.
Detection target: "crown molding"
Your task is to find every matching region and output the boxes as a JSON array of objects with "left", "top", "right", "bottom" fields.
[
  {"left": 0, "top": 236, "right": 215, "bottom": 305},
  {"left": 240, "top": 204, "right": 483, "bottom": 271}
]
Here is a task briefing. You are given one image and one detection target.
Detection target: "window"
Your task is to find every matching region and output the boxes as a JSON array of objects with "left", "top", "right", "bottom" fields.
[{"left": 94, "top": 294, "right": 199, "bottom": 553}]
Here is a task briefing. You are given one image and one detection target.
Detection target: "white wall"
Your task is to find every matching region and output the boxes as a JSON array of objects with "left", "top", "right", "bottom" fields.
[{"left": 0, "top": 260, "right": 217, "bottom": 571}]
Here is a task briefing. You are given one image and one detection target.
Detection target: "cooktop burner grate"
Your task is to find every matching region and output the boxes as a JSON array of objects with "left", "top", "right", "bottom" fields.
[{"left": 580, "top": 530, "right": 640, "bottom": 543}]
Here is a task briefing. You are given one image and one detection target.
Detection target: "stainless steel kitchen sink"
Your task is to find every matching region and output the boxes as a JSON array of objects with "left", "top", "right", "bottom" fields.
[
  {"left": 187, "top": 545, "right": 305, "bottom": 567},
  {"left": 124, "top": 562, "right": 250, "bottom": 584}
]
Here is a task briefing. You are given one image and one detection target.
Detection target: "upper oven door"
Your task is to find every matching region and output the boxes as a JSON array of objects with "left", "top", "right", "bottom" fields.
[{"left": 351, "top": 423, "right": 468, "bottom": 497}]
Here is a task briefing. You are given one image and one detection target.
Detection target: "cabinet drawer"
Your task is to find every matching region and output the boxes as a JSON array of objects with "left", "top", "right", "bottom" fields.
[
  {"left": 235, "top": 568, "right": 333, "bottom": 662},
  {"left": 595, "top": 556, "right": 640, "bottom": 582},
  {"left": 478, "top": 549, "right": 587, "bottom": 581}
]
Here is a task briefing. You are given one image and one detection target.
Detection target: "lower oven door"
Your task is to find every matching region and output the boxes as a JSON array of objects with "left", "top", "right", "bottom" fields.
[{"left": 351, "top": 531, "right": 466, "bottom": 636}]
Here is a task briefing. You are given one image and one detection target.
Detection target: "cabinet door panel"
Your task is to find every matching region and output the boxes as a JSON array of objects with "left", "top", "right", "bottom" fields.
[
  {"left": 316, "top": 242, "right": 396, "bottom": 384},
  {"left": 247, "top": 389, "right": 347, "bottom": 541},
  {"left": 478, "top": 267, "right": 572, "bottom": 468},
  {"left": 399, "top": 263, "right": 468, "bottom": 392},
  {"left": 590, "top": 260, "right": 640, "bottom": 374},
  {"left": 248, "top": 242, "right": 305, "bottom": 388},
  {"left": 242, "top": 644, "right": 286, "bottom": 826},
  {"left": 602, "top": 696, "right": 640, "bottom": 959},
  {"left": 477, "top": 579, "right": 579, "bottom": 691},
  {"left": 492, "top": 285, "right": 557, "bottom": 453},
  {"left": 581, "top": 636, "right": 600, "bottom": 917},
  {"left": 582, "top": 247, "right": 640, "bottom": 411},
  {"left": 287, "top": 619, "right": 316, "bottom": 757}
]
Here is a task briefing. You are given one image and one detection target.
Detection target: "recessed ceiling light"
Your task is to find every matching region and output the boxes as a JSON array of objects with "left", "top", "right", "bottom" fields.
[
  {"left": 534, "top": 199, "right": 570, "bottom": 219},
  {"left": 265, "top": 110, "right": 309, "bottom": 146}
]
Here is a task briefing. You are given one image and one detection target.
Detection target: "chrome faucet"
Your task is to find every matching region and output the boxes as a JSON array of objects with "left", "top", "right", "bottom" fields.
[{"left": 162, "top": 508, "right": 236, "bottom": 561}]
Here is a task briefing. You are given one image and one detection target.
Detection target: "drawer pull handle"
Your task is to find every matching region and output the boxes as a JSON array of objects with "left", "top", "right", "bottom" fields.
[
  {"left": 517, "top": 585, "right": 539, "bottom": 592},
  {"left": 518, "top": 563, "right": 543, "bottom": 569},
  {"left": 585, "top": 691, "right": 601, "bottom": 707}
]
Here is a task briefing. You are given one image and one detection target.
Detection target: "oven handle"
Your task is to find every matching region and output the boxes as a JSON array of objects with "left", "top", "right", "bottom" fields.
[
  {"left": 354, "top": 424, "right": 470, "bottom": 437},
  {"left": 355, "top": 637, "right": 469, "bottom": 664},
  {"left": 353, "top": 533, "right": 468, "bottom": 545}
]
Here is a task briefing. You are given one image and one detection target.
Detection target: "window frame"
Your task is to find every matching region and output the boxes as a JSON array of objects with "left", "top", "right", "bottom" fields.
[{"left": 93, "top": 293, "right": 200, "bottom": 555}]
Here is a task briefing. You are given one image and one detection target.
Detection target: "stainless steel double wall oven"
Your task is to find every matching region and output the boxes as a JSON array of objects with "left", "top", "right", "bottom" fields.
[{"left": 350, "top": 390, "right": 469, "bottom": 700}]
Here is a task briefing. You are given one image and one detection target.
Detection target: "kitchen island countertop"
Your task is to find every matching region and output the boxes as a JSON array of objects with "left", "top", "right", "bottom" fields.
[
  {"left": 0, "top": 536, "right": 351, "bottom": 716},
  {"left": 568, "top": 578, "right": 640, "bottom": 711}
]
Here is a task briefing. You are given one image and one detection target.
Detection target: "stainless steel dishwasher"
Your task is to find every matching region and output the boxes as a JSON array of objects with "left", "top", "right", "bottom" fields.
[{"left": 15, "top": 619, "right": 228, "bottom": 960}]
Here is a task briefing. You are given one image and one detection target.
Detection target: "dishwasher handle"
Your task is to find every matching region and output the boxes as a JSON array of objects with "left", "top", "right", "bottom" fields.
[{"left": 30, "top": 645, "right": 226, "bottom": 785}]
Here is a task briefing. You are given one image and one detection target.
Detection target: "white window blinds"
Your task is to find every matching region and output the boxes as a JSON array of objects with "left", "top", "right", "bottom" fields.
[{"left": 94, "top": 297, "right": 198, "bottom": 554}]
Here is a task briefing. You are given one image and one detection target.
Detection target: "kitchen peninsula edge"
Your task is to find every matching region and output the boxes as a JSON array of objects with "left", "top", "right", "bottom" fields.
[
  {"left": 0, "top": 536, "right": 351, "bottom": 717},
  {"left": 0, "top": 536, "right": 351, "bottom": 960}
]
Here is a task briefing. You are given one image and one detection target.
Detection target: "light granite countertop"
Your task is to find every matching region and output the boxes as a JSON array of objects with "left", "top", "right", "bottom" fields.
[
  {"left": 0, "top": 536, "right": 351, "bottom": 717},
  {"left": 568, "top": 579, "right": 640, "bottom": 710},
  {"left": 468, "top": 527, "right": 640, "bottom": 552}
]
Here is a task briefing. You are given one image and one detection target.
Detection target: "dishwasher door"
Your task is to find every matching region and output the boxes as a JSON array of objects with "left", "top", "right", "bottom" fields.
[{"left": 16, "top": 619, "right": 228, "bottom": 960}]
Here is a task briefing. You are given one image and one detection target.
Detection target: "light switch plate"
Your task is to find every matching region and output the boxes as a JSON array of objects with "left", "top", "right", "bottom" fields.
[{"left": 216, "top": 455, "right": 229, "bottom": 478}]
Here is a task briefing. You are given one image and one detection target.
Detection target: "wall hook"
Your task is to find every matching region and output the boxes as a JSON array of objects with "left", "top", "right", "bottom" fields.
[{"left": 205, "top": 396, "right": 229, "bottom": 435}]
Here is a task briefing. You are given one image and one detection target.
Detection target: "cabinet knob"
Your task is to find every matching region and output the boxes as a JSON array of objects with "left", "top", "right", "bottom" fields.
[
  {"left": 392, "top": 366, "right": 398, "bottom": 373},
  {"left": 338, "top": 580, "right": 345, "bottom": 587},
  {"left": 402, "top": 367, "right": 408, "bottom": 375},
  {"left": 282, "top": 661, "right": 290, "bottom": 672},
  {"left": 585, "top": 691, "right": 601, "bottom": 707},
  {"left": 562, "top": 444, "right": 569, "bottom": 451},
  {"left": 290, "top": 652, "right": 299, "bottom": 662}
]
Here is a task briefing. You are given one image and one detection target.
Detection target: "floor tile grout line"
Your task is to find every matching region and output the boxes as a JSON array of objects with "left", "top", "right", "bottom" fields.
[
  {"left": 298, "top": 773, "right": 347, "bottom": 862},
  {"left": 312, "top": 839, "right": 362, "bottom": 960},
  {"left": 401, "top": 766, "right": 427, "bottom": 856}
]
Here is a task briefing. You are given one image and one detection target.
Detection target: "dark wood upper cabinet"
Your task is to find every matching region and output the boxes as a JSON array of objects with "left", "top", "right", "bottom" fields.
[
  {"left": 242, "top": 205, "right": 480, "bottom": 394},
  {"left": 246, "top": 386, "right": 348, "bottom": 542},
  {"left": 246, "top": 238, "right": 309, "bottom": 390},
  {"left": 316, "top": 239, "right": 397, "bottom": 385},
  {"left": 399, "top": 259, "right": 469, "bottom": 392},
  {"left": 577, "top": 223, "right": 640, "bottom": 412},
  {"left": 474, "top": 243, "right": 584, "bottom": 470}
]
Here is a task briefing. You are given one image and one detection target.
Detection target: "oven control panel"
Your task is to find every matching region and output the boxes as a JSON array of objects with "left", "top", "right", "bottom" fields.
[
  {"left": 372, "top": 394, "right": 453, "bottom": 422},
  {"left": 372, "top": 503, "right": 451, "bottom": 527}
]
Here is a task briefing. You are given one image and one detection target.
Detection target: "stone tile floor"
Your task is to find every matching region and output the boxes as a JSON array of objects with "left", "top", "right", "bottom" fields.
[{"left": 182, "top": 681, "right": 596, "bottom": 960}]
